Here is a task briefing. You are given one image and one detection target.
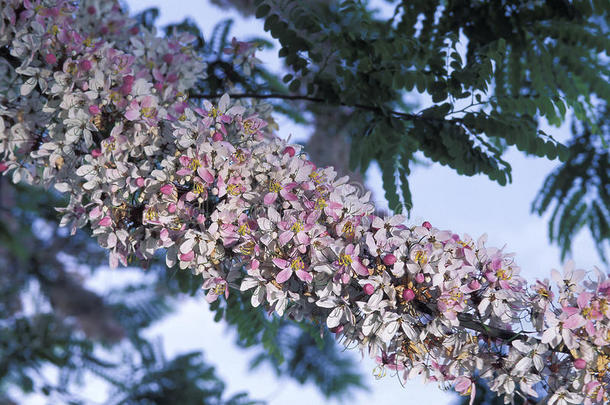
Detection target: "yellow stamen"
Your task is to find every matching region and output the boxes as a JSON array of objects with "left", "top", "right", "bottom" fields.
[
  {"left": 291, "top": 257, "right": 305, "bottom": 271},
  {"left": 414, "top": 250, "right": 428, "bottom": 265},
  {"left": 239, "top": 241, "right": 255, "bottom": 255},
  {"left": 192, "top": 182, "right": 205, "bottom": 195},
  {"left": 315, "top": 198, "right": 327, "bottom": 210},
  {"left": 242, "top": 119, "right": 255, "bottom": 134},
  {"left": 496, "top": 268, "right": 512, "bottom": 281},
  {"left": 141, "top": 107, "right": 155, "bottom": 118},
  {"left": 342, "top": 222, "right": 355, "bottom": 238},
  {"left": 189, "top": 158, "right": 201, "bottom": 171},
  {"left": 234, "top": 150, "right": 247, "bottom": 163},
  {"left": 338, "top": 254, "right": 352, "bottom": 267},
  {"left": 372, "top": 365, "right": 386, "bottom": 379},
  {"left": 291, "top": 221, "right": 304, "bottom": 233},
  {"left": 213, "top": 283, "right": 226, "bottom": 296},
  {"left": 238, "top": 223, "right": 250, "bottom": 236},
  {"left": 144, "top": 208, "right": 159, "bottom": 221},
  {"left": 309, "top": 171, "right": 322, "bottom": 184},
  {"left": 269, "top": 180, "right": 282, "bottom": 193},
  {"left": 227, "top": 184, "right": 241, "bottom": 196},
  {"left": 168, "top": 218, "right": 182, "bottom": 231}
]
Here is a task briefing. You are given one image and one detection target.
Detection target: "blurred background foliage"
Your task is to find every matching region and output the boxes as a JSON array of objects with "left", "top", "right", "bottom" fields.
[{"left": 1, "top": 0, "right": 608, "bottom": 404}]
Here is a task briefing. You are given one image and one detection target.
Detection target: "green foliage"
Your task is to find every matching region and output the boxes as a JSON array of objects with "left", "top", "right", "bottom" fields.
[
  {"left": 110, "top": 341, "right": 263, "bottom": 405},
  {"left": 532, "top": 104, "right": 610, "bottom": 262},
  {"left": 245, "top": 0, "right": 607, "bottom": 215},
  {"left": 208, "top": 288, "right": 366, "bottom": 399}
]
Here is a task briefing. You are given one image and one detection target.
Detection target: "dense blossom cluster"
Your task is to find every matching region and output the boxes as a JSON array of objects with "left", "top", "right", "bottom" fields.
[{"left": 0, "top": 1, "right": 609, "bottom": 404}]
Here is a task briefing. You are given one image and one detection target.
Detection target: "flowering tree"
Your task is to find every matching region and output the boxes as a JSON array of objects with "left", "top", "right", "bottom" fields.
[{"left": 0, "top": 1, "right": 609, "bottom": 404}]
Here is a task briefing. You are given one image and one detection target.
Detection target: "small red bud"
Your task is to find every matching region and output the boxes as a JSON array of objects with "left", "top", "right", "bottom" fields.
[
  {"left": 283, "top": 146, "right": 296, "bottom": 157},
  {"left": 382, "top": 254, "right": 397, "bottom": 266},
  {"left": 45, "top": 53, "right": 57, "bottom": 65},
  {"left": 422, "top": 221, "right": 432, "bottom": 230},
  {"left": 402, "top": 288, "right": 415, "bottom": 302},
  {"left": 80, "top": 59, "right": 92, "bottom": 71},
  {"left": 363, "top": 284, "right": 375, "bottom": 295}
]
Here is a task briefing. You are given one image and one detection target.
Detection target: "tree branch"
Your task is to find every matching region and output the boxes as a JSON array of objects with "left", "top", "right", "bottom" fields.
[{"left": 190, "top": 91, "right": 427, "bottom": 121}]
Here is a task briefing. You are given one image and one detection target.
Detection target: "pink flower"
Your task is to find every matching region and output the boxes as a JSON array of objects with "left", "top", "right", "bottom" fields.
[
  {"left": 124, "top": 95, "right": 157, "bottom": 123},
  {"left": 203, "top": 277, "right": 229, "bottom": 303},
  {"left": 263, "top": 180, "right": 298, "bottom": 205},
  {"left": 273, "top": 257, "right": 312, "bottom": 283},
  {"left": 454, "top": 377, "right": 476, "bottom": 405},
  {"left": 334, "top": 244, "right": 368, "bottom": 277}
]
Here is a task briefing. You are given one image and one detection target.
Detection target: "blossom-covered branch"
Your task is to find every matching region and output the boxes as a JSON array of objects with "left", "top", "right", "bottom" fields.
[{"left": 0, "top": 1, "right": 608, "bottom": 404}]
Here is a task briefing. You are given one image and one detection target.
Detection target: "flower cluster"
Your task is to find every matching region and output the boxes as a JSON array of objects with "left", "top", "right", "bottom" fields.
[{"left": 0, "top": 1, "right": 608, "bottom": 404}]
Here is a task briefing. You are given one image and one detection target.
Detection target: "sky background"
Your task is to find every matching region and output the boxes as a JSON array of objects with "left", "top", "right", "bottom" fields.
[{"left": 59, "top": 1, "right": 608, "bottom": 404}]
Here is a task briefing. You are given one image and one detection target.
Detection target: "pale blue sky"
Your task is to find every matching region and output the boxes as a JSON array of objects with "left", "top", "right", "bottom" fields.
[{"left": 72, "top": 1, "right": 609, "bottom": 404}]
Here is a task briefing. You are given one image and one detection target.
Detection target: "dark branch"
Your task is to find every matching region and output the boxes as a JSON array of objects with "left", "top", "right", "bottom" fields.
[
  {"left": 413, "top": 298, "right": 571, "bottom": 355},
  {"left": 189, "top": 91, "right": 431, "bottom": 121}
]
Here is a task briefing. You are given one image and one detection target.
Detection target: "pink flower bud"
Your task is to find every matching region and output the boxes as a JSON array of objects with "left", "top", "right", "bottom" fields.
[
  {"left": 160, "top": 228, "right": 169, "bottom": 241},
  {"left": 88, "top": 105, "right": 100, "bottom": 115},
  {"left": 422, "top": 221, "right": 432, "bottom": 230},
  {"left": 574, "top": 358, "right": 586, "bottom": 370},
  {"left": 129, "top": 26, "right": 139, "bottom": 35},
  {"left": 136, "top": 177, "right": 145, "bottom": 187},
  {"left": 0, "top": 162, "right": 7, "bottom": 173},
  {"left": 330, "top": 325, "right": 344, "bottom": 334},
  {"left": 45, "top": 53, "right": 56, "bottom": 65},
  {"left": 363, "top": 284, "right": 375, "bottom": 295},
  {"left": 162, "top": 54, "right": 173, "bottom": 64},
  {"left": 283, "top": 146, "right": 295, "bottom": 157},
  {"left": 168, "top": 203, "right": 177, "bottom": 213},
  {"left": 80, "top": 60, "right": 92, "bottom": 71},
  {"left": 212, "top": 132, "right": 223, "bottom": 142},
  {"left": 468, "top": 279, "right": 481, "bottom": 291},
  {"left": 415, "top": 273, "right": 425, "bottom": 283},
  {"left": 160, "top": 184, "right": 174, "bottom": 195},
  {"left": 383, "top": 254, "right": 397, "bottom": 266},
  {"left": 91, "top": 149, "right": 102, "bottom": 158},
  {"left": 402, "top": 288, "right": 415, "bottom": 302},
  {"left": 98, "top": 216, "right": 112, "bottom": 227},
  {"left": 87, "top": 6, "right": 96, "bottom": 14},
  {"left": 197, "top": 214, "right": 205, "bottom": 224}
]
